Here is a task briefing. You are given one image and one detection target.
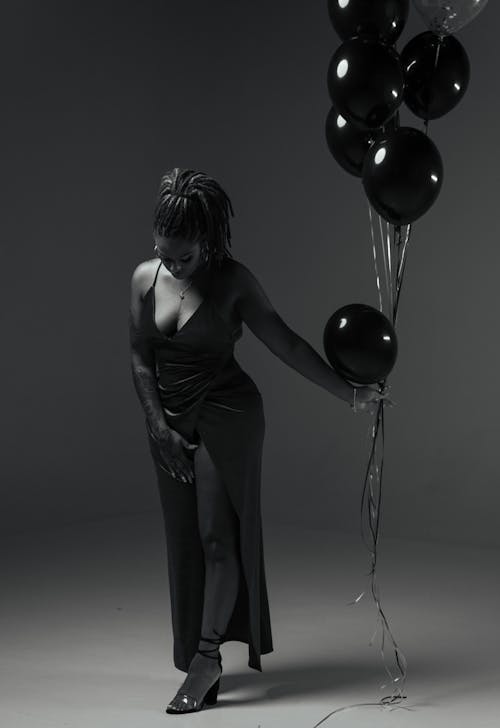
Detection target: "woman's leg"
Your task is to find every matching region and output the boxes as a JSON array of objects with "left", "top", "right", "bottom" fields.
[
  {"left": 194, "top": 438, "right": 240, "bottom": 645},
  {"left": 167, "top": 438, "right": 239, "bottom": 707}
]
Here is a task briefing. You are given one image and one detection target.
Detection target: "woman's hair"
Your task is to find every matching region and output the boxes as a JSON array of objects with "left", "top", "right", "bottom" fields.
[{"left": 153, "top": 168, "right": 235, "bottom": 267}]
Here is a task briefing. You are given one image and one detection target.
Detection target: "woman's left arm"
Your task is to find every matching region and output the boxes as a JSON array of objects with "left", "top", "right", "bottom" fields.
[{"left": 234, "top": 261, "right": 354, "bottom": 404}]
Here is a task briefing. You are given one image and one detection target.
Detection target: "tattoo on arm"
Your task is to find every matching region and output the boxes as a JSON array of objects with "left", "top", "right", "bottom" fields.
[{"left": 129, "top": 310, "right": 170, "bottom": 439}]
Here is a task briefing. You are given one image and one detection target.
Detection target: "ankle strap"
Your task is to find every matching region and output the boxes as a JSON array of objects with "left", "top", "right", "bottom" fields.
[
  {"left": 199, "top": 627, "right": 224, "bottom": 646},
  {"left": 198, "top": 628, "right": 225, "bottom": 658}
]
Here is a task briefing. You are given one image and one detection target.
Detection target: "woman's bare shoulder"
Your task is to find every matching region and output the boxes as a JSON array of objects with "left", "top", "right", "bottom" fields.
[
  {"left": 222, "top": 257, "right": 260, "bottom": 295},
  {"left": 130, "top": 258, "right": 159, "bottom": 299},
  {"left": 222, "top": 256, "right": 254, "bottom": 281},
  {"left": 219, "top": 256, "right": 255, "bottom": 300}
]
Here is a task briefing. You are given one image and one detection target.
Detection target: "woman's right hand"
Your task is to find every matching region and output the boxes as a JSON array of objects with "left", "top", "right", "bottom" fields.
[{"left": 157, "top": 429, "right": 199, "bottom": 484}]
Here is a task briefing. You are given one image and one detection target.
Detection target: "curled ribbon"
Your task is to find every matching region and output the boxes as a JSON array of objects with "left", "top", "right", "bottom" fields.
[{"left": 311, "top": 211, "right": 415, "bottom": 727}]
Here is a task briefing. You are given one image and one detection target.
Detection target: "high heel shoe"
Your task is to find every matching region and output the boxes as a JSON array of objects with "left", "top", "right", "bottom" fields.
[{"left": 165, "top": 628, "right": 225, "bottom": 714}]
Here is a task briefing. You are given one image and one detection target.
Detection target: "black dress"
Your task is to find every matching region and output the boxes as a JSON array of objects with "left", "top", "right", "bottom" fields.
[{"left": 142, "top": 258, "right": 273, "bottom": 672}]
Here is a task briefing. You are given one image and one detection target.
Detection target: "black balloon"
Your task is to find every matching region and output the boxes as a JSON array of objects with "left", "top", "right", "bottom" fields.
[
  {"left": 328, "top": 0, "right": 409, "bottom": 45},
  {"left": 362, "top": 126, "right": 443, "bottom": 225},
  {"left": 323, "top": 303, "right": 398, "bottom": 385},
  {"left": 327, "top": 37, "right": 405, "bottom": 130},
  {"left": 325, "top": 106, "right": 399, "bottom": 177},
  {"left": 325, "top": 105, "right": 373, "bottom": 176},
  {"left": 401, "top": 31, "right": 470, "bottom": 120}
]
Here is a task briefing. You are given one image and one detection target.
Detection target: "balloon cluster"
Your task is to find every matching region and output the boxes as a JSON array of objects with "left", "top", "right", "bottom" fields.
[
  {"left": 317, "top": 2, "right": 489, "bottom": 720},
  {"left": 325, "top": 0, "right": 486, "bottom": 227},
  {"left": 323, "top": 0, "right": 488, "bottom": 388}
]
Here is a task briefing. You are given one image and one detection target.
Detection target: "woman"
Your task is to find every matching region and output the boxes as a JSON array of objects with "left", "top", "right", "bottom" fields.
[{"left": 129, "top": 168, "right": 390, "bottom": 714}]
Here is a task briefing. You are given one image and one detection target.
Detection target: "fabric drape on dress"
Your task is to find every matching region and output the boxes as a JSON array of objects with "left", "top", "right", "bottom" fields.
[{"left": 142, "top": 260, "right": 273, "bottom": 672}]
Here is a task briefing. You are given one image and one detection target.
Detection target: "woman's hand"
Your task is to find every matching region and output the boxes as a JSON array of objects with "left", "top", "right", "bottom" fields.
[
  {"left": 353, "top": 384, "right": 396, "bottom": 413},
  {"left": 157, "top": 429, "right": 199, "bottom": 484}
]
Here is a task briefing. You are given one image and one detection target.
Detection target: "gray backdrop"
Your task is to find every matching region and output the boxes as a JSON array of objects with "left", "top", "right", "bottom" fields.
[{"left": 2, "top": 0, "right": 498, "bottom": 547}]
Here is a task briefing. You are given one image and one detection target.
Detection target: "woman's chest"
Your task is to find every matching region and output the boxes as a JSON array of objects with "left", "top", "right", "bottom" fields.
[{"left": 153, "top": 260, "right": 241, "bottom": 337}]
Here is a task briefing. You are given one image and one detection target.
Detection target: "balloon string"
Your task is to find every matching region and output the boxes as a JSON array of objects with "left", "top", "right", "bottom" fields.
[
  {"left": 311, "top": 215, "right": 416, "bottom": 726},
  {"left": 392, "top": 225, "right": 400, "bottom": 322},
  {"left": 311, "top": 398, "right": 412, "bottom": 728},
  {"left": 394, "top": 223, "right": 412, "bottom": 326},
  {"left": 368, "top": 201, "right": 384, "bottom": 313},
  {"left": 390, "top": 223, "right": 400, "bottom": 316},
  {"left": 386, "top": 220, "right": 394, "bottom": 311},
  {"left": 380, "top": 214, "right": 394, "bottom": 315},
  {"left": 386, "top": 220, "right": 392, "bottom": 288},
  {"left": 370, "top": 202, "right": 391, "bottom": 312},
  {"left": 314, "top": 128, "right": 416, "bottom": 728},
  {"left": 357, "top": 399, "right": 410, "bottom": 702},
  {"left": 368, "top": 211, "right": 412, "bottom": 325}
]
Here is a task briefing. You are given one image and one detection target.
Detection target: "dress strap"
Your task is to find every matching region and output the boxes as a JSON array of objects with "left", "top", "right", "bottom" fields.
[{"left": 152, "top": 260, "right": 162, "bottom": 287}]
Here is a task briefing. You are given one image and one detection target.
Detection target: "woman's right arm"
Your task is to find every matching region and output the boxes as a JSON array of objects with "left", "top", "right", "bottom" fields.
[{"left": 129, "top": 262, "right": 171, "bottom": 440}]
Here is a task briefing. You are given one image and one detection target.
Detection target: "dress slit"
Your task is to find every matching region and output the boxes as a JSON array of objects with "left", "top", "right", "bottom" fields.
[{"left": 143, "top": 257, "right": 273, "bottom": 672}]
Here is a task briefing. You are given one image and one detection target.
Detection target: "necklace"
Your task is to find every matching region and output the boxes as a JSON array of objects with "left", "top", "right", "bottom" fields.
[
  {"left": 173, "top": 279, "right": 194, "bottom": 332},
  {"left": 178, "top": 279, "right": 193, "bottom": 299}
]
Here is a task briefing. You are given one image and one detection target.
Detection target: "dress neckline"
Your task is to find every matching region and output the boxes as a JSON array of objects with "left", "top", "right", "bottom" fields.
[
  {"left": 148, "top": 260, "right": 242, "bottom": 342},
  {"left": 150, "top": 259, "right": 210, "bottom": 340},
  {"left": 150, "top": 285, "right": 208, "bottom": 340}
]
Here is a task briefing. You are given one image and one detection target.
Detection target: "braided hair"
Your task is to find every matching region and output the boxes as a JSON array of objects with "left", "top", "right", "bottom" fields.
[{"left": 153, "top": 168, "right": 235, "bottom": 268}]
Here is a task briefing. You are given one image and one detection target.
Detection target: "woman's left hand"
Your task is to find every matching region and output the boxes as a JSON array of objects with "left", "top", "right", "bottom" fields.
[{"left": 354, "top": 384, "right": 396, "bottom": 412}]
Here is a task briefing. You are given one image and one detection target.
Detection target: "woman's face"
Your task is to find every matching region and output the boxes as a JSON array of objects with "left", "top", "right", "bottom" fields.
[{"left": 154, "top": 234, "right": 205, "bottom": 280}]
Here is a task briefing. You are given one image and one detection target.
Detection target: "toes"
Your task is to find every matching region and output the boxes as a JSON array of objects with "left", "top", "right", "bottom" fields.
[
  {"left": 167, "top": 697, "right": 182, "bottom": 711},
  {"left": 167, "top": 693, "right": 197, "bottom": 712}
]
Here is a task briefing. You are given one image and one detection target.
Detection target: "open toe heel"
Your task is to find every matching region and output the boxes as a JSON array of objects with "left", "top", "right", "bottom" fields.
[
  {"left": 165, "top": 628, "right": 225, "bottom": 714},
  {"left": 203, "top": 676, "right": 220, "bottom": 705},
  {"left": 197, "top": 628, "right": 224, "bottom": 706}
]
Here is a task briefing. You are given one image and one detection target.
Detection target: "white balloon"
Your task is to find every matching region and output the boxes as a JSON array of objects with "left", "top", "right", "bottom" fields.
[{"left": 412, "top": 0, "right": 489, "bottom": 35}]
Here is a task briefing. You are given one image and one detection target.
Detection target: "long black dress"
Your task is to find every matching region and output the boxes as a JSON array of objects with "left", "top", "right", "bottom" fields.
[{"left": 142, "top": 259, "right": 273, "bottom": 672}]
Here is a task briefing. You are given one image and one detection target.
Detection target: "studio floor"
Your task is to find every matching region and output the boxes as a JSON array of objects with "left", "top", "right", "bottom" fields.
[{"left": 2, "top": 513, "right": 499, "bottom": 728}]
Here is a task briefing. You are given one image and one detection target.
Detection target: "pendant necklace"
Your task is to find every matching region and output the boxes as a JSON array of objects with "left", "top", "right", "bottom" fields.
[
  {"left": 175, "top": 278, "right": 194, "bottom": 331},
  {"left": 178, "top": 279, "right": 193, "bottom": 299}
]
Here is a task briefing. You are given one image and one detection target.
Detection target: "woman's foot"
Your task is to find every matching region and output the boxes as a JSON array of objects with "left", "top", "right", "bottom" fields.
[{"left": 166, "top": 642, "right": 222, "bottom": 713}]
